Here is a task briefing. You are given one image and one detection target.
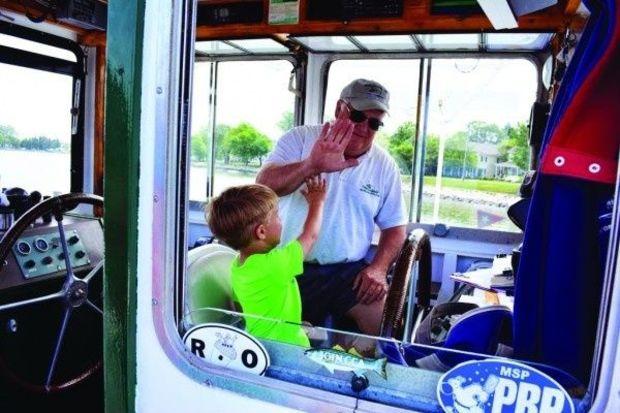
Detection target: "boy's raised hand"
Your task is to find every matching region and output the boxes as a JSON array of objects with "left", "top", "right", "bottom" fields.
[
  {"left": 300, "top": 175, "right": 327, "bottom": 206},
  {"left": 298, "top": 175, "right": 327, "bottom": 254}
]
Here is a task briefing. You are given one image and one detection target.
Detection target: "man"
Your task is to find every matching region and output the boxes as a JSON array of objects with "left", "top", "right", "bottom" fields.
[{"left": 256, "top": 79, "right": 407, "bottom": 336}]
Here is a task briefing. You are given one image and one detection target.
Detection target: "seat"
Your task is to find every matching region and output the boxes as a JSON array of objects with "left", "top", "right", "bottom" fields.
[
  {"left": 380, "top": 305, "right": 512, "bottom": 372},
  {"left": 183, "top": 243, "right": 240, "bottom": 329}
]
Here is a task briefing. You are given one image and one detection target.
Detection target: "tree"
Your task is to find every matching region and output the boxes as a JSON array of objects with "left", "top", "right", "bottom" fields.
[
  {"left": 444, "top": 131, "right": 477, "bottom": 170},
  {"left": 277, "top": 111, "right": 294, "bottom": 133},
  {"left": 19, "top": 136, "right": 61, "bottom": 151},
  {"left": 190, "top": 124, "right": 232, "bottom": 163},
  {"left": 191, "top": 132, "right": 208, "bottom": 162},
  {"left": 425, "top": 135, "right": 439, "bottom": 172},
  {"left": 424, "top": 132, "right": 476, "bottom": 175},
  {"left": 465, "top": 121, "right": 506, "bottom": 144},
  {"left": 223, "top": 123, "right": 272, "bottom": 166},
  {"left": 215, "top": 124, "right": 232, "bottom": 162},
  {"left": 387, "top": 122, "right": 416, "bottom": 174},
  {"left": 0, "top": 125, "right": 19, "bottom": 149},
  {"left": 499, "top": 122, "right": 530, "bottom": 171}
]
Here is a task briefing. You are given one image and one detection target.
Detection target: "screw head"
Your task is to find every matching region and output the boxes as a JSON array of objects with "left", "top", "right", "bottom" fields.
[{"left": 7, "top": 319, "right": 17, "bottom": 333}]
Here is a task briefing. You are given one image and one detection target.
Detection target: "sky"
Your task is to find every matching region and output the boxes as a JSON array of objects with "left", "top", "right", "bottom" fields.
[
  {"left": 0, "top": 62, "right": 73, "bottom": 142},
  {"left": 0, "top": 32, "right": 537, "bottom": 145},
  {"left": 191, "top": 57, "right": 537, "bottom": 143},
  {"left": 0, "top": 33, "right": 75, "bottom": 142}
]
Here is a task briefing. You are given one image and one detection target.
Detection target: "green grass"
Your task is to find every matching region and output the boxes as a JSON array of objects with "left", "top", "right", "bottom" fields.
[
  {"left": 402, "top": 176, "right": 520, "bottom": 195},
  {"left": 424, "top": 176, "right": 519, "bottom": 195}
]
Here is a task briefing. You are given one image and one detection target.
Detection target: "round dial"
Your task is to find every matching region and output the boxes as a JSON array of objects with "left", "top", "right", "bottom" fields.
[
  {"left": 34, "top": 238, "right": 49, "bottom": 252},
  {"left": 16, "top": 241, "right": 31, "bottom": 255}
]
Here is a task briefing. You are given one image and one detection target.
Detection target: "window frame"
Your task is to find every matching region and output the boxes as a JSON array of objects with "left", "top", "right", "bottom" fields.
[
  {"left": 146, "top": 18, "right": 620, "bottom": 412},
  {"left": 0, "top": 21, "right": 86, "bottom": 193},
  {"left": 188, "top": 54, "right": 303, "bottom": 208},
  {"left": 320, "top": 52, "right": 545, "bottom": 234}
]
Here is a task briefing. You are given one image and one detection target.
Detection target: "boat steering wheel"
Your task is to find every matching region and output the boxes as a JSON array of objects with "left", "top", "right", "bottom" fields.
[
  {"left": 380, "top": 228, "right": 432, "bottom": 341},
  {"left": 0, "top": 193, "right": 104, "bottom": 393}
]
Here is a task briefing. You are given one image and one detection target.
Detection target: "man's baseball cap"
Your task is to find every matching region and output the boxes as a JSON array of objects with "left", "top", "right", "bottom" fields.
[{"left": 340, "top": 79, "right": 390, "bottom": 113}]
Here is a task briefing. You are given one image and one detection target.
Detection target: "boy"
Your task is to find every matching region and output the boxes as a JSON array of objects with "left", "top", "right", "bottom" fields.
[{"left": 207, "top": 177, "right": 326, "bottom": 347}]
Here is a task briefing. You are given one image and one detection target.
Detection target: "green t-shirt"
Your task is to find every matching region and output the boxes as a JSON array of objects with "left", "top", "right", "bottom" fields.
[{"left": 231, "top": 240, "right": 309, "bottom": 347}]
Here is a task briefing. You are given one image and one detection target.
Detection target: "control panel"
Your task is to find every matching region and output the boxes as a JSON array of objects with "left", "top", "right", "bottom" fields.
[
  {"left": 12, "top": 229, "right": 91, "bottom": 279},
  {"left": 307, "top": 0, "right": 403, "bottom": 21},
  {"left": 197, "top": 1, "right": 263, "bottom": 25}
]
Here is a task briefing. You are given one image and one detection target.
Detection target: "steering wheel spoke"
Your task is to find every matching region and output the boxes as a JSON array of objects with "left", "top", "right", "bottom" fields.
[
  {"left": 45, "top": 306, "right": 73, "bottom": 391},
  {"left": 85, "top": 299, "right": 103, "bottom": 316},
  {"left": 83, "top": 260, "right": 103, "bottom": 284},
  {"left": 0, "top": 291, "right": 63, "bottom": 312},
  {"left": 54, "top": 215, "right": 78, "bottom": 283}
]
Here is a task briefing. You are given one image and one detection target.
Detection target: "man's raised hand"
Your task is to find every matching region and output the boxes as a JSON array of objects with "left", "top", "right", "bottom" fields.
[{"left": 306, "top": 109, "right": 359, "bottom": 174}]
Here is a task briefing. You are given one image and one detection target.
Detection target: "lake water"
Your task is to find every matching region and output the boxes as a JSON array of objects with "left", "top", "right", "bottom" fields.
[
  {"left": 0, "top": 150, "right": 517, "bottom": 231},
  {"left": 0, "top": 150, "right": 253, "bottom": 199},
  {"left": 0, "top": 149, "right": 70, "bottom": 195}
]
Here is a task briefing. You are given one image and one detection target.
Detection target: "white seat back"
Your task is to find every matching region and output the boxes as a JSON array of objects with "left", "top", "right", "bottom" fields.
[{"left": 184, "top": 243, "right": 238, "bottom": 327}]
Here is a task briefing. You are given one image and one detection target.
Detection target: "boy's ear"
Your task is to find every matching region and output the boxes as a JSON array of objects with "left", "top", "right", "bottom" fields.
[{"left": 255, "top": 223, "right": 266, "bottom": 240}]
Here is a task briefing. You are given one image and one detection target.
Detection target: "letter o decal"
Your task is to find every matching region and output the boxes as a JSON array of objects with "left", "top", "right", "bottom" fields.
[
  {"left": 183, "top": 324, "right": 270, "bottom": 375},
  {"left": 241, "top": 349, "right": 258, "bottom": 368}
]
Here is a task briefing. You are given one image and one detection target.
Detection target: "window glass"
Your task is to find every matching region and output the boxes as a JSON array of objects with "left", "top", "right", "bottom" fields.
[
  {"left": 324, "top": 59, "right": 420, "bottom": 216},
  {"left": 291, "top": 36, "right": 358, "bottom": 52},
  {"left": 352, "top": 35, "right": 417, "bottom": 51},
  {"left": 195, "top": 41, "right": 242, "bottom": 56},
  {"left": 0, "top": 63, "right": 72, "bottom": 195},
  {"left": 417, "top": 34, "right": 480, "bottom": 50},
  {"left": 182, "top": 51, "right": 585, "bottom": 411},
  {"left": 189, "top": 60, "right": 295, "bottom": 201},
  {"left": 0, "top": 33, "right": 77, "bottom": 62},
  {"left": 189, "top": 61, "right": 214, "bottom": 201},
  {"left": 228, "top": 39, "right": 289, "bottom": 54},
  {"left": 422, "top": 58, "right": 537, "bottom": 231},
  {"left": 486, "top": 33, "right": 553, "bottom": 50}
]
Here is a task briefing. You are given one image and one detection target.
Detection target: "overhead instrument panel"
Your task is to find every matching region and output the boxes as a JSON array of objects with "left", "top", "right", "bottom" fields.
[
  {"left": 307, "top": 0, "right": 404, "bottom": 21},
  {"left": 197, "top": 1, "right": 264, "bottom": 25}
]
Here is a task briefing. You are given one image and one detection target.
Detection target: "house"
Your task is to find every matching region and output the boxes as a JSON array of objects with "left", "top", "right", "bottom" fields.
[{"left": 469, "top": 142, "right": 500, "bottom": 178}]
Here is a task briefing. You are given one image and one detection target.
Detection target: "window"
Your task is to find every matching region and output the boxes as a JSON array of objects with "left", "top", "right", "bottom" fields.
[
  {"left": 324, "top": 59, "right": 421, "bottom": 216},
  {"left": 0, "top": 35, "right": 76, "bottom": 196},
  {"left": 189, "top": 59, "right": 296, "bottom": 201},
  {"left": 177, "top": 36, "right": 586, "bottom": 413},
  {"left": 422, "top": 58, "right": 537, "bottom": 231}
]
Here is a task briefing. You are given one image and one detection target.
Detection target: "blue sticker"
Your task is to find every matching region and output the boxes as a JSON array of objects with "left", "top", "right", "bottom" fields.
[{"left": 437, "top": 359, "right": 575, "bottom": 413}]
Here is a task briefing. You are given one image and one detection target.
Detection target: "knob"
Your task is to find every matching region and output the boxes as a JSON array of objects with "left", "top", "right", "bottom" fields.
[
  {"left": 351, "top": 374, "right": 369, "bottom": 393},
  {"left": 58, "top": 253, "right": 65, "bottom": 260},
  {"left": 41, "top": 256, "right": 53, "bottom": 265},
  {"left": 16, "top": 242, "right": 31, "bottom": 255},
  {"left": 75, "top": 250, "right": 86, "bottom": 259},
  {"left": 24, "top": 260, "right": 36, "bottom": 269},
  {"left": 68, "top": 235, "right": 80, "bottom": 245}
]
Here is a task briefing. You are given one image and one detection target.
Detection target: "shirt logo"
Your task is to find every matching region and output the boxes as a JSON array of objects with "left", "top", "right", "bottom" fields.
[{"left": 360, "top": 183, "right": 380, "bottom": 197}]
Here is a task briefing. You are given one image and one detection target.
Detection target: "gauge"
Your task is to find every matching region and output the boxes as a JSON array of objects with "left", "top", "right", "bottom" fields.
[
  {"left": 16, "top": 241, "right": 31, "bottom": 255},
  {"left": 34, "top": 238, "right": 49, "bottom": 252}
]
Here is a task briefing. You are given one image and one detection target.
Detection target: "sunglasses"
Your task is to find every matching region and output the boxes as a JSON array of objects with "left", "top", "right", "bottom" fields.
[{"left": 348, "top": 107, "right": 384, "bottom": 131}]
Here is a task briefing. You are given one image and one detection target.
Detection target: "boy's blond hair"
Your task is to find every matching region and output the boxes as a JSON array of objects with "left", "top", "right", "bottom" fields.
[{"left": 207, "top": 184, "right": 278, "bottom": 250}]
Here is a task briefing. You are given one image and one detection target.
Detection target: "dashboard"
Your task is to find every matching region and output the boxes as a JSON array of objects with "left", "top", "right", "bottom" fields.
[{"left": 0, "top": 215, "right": 103, "bottom": 292}]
